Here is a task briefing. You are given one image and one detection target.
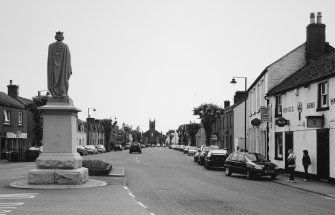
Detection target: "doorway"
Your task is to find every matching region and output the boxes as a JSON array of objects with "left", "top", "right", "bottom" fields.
[
  {"left": 285, "top": 132, "right": 293, "bottom": 173},
  {"left": 317, "top": 129, "right": 329, "bottom": 180}
]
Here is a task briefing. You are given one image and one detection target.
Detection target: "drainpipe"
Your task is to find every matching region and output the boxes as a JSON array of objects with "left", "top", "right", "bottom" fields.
[{"left": 264, "top": 95, "right": 270, "bottom": 160}]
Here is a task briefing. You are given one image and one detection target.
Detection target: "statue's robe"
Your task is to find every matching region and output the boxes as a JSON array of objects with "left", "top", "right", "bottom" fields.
[{"left": 47, "top": 41, "right": 72, "bottom": 97}]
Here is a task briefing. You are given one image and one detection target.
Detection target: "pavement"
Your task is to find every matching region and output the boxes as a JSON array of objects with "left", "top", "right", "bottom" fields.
[{"left": 273, "top": 173, "right": 335, "bottom": 199}]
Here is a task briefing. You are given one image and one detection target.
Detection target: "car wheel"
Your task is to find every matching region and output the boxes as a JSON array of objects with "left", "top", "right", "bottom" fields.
[
  {"left": 225, "top": 167, "right": 232, "bottom": 176},
  {"left": 271, "top": 174, "right": 277, "bottom": 180},
  {"left": 129, "top": 150, "right": 132, "bottom": 154},
  {"left": 246, "top": 169, "right": 253, "bottom": 180},
  {"left": 205, "top": 163, "right": 211, "bottom": 170}
]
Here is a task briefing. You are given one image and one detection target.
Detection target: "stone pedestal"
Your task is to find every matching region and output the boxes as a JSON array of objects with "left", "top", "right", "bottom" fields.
[{"left": 28, "top": 98, "right": 89, "bottom": 185}]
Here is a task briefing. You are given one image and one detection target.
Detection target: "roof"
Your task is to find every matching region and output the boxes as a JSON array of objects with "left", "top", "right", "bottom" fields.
[
  {"left": 16, "top": 96, "right": 33, "bottom": 105},
  {"left": 247, "top": 43, "right": 305, "bottom": 92},
  {"left": 267, "top": 50, "right": 335, "bottom": 96},
  {"left": 223, "top": 99, "right": 244, "bottom": 113},
  {"left": 0, "top": 92, "right": 25, "bottom": 109}
]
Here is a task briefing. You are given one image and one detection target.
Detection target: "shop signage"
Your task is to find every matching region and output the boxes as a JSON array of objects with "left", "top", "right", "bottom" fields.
[
  {"left": 6, "top": 132, "right": 27, "bottom": 139},
  {"left": 275, "top": 117, "right": 288, "bottom": 127},
  {"left": 306, "top": 115, "right": 324, "bottom": 128},
  {"left": 251, "top": 118, "right": 261, "bottom": 126},
  {"left": 260, "top": 106, "right": 270, "bottom": 122}
]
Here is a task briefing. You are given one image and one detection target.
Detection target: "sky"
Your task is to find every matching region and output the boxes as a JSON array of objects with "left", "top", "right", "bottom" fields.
[{"left": 1, "top": 0, "right": 335, "bottom": 133}]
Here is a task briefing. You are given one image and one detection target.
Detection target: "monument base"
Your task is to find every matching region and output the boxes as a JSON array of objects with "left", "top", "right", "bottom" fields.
[
  {"left": 36, "top": 153, "right": 83, "bottom": 169},
  {"left": 28, "top": 167, "right": 89, "bottom": 185}
]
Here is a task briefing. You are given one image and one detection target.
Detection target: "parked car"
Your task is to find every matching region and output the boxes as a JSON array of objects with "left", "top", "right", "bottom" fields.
[
  {"left": 198, "top": 146, "right": 211, "bottom": 165},
  {"left": 179, "top": 145, "right": 185, "bottom": 152},
  {"left": 95, "top": 145, "right": 106, "bottom": 153},
  {"left": 183, "top": 146, "right": 191, "bottom": 154},
  {"left": 156, "top": 143, "right": 161, "bottom": 147},
  {"left": 187, "top": 147, "right": 198, "bottom": 156},
  {"left": 77, "top": 146, "right": 88, "bottom": 156},
  {"left": 140, "top": 143, "right": 146, "bottom": 148},
  {"left": 194, "top": 148, "right": 201, "bottom": 162},
  {"left": 151, "top": 144, "right": 156, "bottom": 147},
  {"left": 224, "top": 152, "right": 279, "bottom": 180},
  {"left": 129, "top": 142, "right": 142, "bottom": 154},
  {"left": 124, "top": 143, "right": 131, "bottom": 150},
  {"left": 113, "top": 144, "right": 123, "bottom": 151},
  {"left": 85, "top": 145, "right": 98, "bottom": 155},
  {"left": 204, "top": 149, "right": 229, "bottom": 169},
  {"left": 25, "top": 146, "right": 42, "bottom": 161}
]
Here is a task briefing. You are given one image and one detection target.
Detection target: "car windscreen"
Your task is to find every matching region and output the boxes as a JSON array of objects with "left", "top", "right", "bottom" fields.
[
  {"left": 211, "top": 149, "right": 228, "bottom": 155},
  {"left": 245, "top": 153, "right": 266, "bottom": 162}
]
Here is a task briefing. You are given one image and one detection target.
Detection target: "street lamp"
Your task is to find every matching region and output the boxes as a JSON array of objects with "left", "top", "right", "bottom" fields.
[
  {"left": 87, "top": 108, "right": 96, "bottom": 145},
  {"left": 230, "top": 76, "right": 247, "bottom": 152}
]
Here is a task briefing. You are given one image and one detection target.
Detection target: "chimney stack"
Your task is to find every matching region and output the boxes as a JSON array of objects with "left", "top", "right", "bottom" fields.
[
  {"left": 224, "top": 100, "right": 230, "bottom": 108},
  {"left": 7, "top": 80, "right": 19, "bottom": 98},
  {"left": 317, "top": 12, "right": 322, "bottom": 24},
  {"left": 306, "top": 12, "right": 326, "bottom": 62},
  {"left": 310, "top": 12, "right": 315, "bottom": 24}
]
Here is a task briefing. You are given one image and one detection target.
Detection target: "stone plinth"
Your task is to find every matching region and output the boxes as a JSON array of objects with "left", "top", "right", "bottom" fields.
[{"left": 28, "top": 98, "right": 88, "bottom": 185}]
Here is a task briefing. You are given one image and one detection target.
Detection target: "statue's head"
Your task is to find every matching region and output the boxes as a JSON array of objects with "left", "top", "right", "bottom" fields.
[{"left": 55, "top": 31, "right": 64, "bottom": 41}]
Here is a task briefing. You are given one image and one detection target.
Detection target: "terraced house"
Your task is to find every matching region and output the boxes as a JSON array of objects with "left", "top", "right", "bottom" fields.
[{"left": 247, "top": 12, "right": 334, "bottom": 161}]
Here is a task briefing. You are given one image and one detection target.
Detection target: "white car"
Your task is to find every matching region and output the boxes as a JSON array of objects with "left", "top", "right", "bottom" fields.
[
  {"left": 187, "top": 147, "right": 198, "bottom": 156},
  {"left": 85, "top": 145, "right": 98, "bottom": 154}
]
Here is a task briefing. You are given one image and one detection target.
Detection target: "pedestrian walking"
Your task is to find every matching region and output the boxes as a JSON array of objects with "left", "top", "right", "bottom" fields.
[
  {"left": 302, "top": 150, "right": 312, "bottom": 181},
  {"left": 287, "top": 149, "right": 296, "bottom": 183}
]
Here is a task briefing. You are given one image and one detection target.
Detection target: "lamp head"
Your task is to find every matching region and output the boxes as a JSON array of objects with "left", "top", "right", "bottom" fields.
[{"left": 230, "top": 78, "right": 237, "bottom": 84}]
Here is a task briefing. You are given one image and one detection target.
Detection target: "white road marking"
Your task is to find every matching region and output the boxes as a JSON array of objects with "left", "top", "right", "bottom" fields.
[
  {"left": 0, "top": 203, "right": 24, "bottom": 206},
  {"left": 10, "top": 168, "right": 26, "bottom": 171},
  {"left": 149, "top": 213, "right": 155, "bottom": 215},
  {"left": 137, "top": 202, "right": 148, "bottom": 209},
  {"left": 0, "top": 210, "right": 12, "bottom": 213},
  {"left": 0, "top": 193, "right": 38, "bottom": 199},
  {"left": 128, "top": 193, "right": 135, "bottom": 198}
]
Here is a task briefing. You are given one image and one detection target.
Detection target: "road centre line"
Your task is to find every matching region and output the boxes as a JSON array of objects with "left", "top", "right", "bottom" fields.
[
  {"left": 137, "top": 202, "right": 148, "bottom": 209},
  {"left": 0, "top": 203, "right": 24, "bottom": 206},
  {"left": 0, "top": 193, "right": 38, "bottom": 199},
  {"left": 10, "top": 176, "right": 26, "bottom": 179}
]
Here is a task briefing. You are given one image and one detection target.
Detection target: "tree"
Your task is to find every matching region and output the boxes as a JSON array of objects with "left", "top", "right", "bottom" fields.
[
  {"left": 193, "top": 103, "right": 223, "bottom": 146},
  {"left": 166, "top": 130, "right": 175, "bottom": 145},
  {"left": 101, "top": 118, "right": 117, "bottom": 150},
  {"left": 186, "top": 123, "right": 200, "bottom": 146},
  {"left": 25, "top": 96, "right": 49, "bottom": 146},
  {"left": 177, "top": 125, "right": 188, "bottom": 145}
]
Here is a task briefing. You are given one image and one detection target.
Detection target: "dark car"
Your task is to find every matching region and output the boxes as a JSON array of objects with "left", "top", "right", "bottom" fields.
[
  {"left": 129, "top": 142, "right": 142, "bottom": 154},
  {"left": 194, "top": 148, "right": 201, "bottom": 163},
  {"left": 113, "top": 144, "right": 123, "bottom": 151},
  {"left": 198, "top": 147, "right": 210, "bottom": 165},
  {"left": 204, "top": 149, "right": 229, "bottom": 169},
  {"left": 77, "top": 146, "right": 88, "bottom": 156},
  {"left": 198, "top": 145, "right": 219, "bottom": 165},
  {"left": 224, "top": 152, "right": 279, "bottom": 180},
  {"left": 25, "top": 146, "right": 42, "bottom": 161}
]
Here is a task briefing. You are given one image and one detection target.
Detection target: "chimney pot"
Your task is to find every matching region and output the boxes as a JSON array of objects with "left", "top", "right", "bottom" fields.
[
  {"left": 317, "top": 12, "right": 322, "bottom": 24},
  {"left": 10, "top": 80, "right": 12, "bottom": 85},
  {"left": 310, "top": 12, "right": 315, "bottom": 24}
]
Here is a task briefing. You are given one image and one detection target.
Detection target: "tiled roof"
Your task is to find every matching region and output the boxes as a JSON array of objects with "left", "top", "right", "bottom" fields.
[
  {"left": 16, "top": 96, "right": 33, "bottom": 105},
  {"left": 267, "top": 50, "right": 335, "bottom": 96},
  {"left": 0, "top": 92, "right": 25, "bottom": 109}
]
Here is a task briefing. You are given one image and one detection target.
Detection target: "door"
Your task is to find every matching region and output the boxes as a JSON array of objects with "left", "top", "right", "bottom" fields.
[
  {"left": 317, "top": 129, "right": 329, "bottom": 180},
  {"left": 285, "top": 132, "right": 293, "bottom": 173}
]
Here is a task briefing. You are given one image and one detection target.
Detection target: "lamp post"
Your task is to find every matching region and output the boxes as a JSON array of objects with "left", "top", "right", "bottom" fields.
[
  {"left": 87, "top": 108, "right": 96, "bottom": 145},
  {"left": 230, "top": 76, "right": 248, "bottom": 152}
]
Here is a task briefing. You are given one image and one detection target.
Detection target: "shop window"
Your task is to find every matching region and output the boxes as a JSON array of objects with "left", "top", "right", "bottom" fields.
[
  {"left": 18, "top": 112, "right": 23, "bottom": 126},
  {"left": 317, "top": 82, "right": 329, "bottom": 111},
  {"left": 3, "top": 110, "right": 11, "bottom": 125},
  {"left": 275, "top": 132, "right": 283, "bottom": 160},
  {"left": 275, "top": 96, "right": 282, "bottom": 118}
]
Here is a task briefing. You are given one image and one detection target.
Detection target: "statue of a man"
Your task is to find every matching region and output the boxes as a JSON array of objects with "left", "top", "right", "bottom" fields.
[{"left": 47, "top": 31, "right": 72, "bottom": 98}]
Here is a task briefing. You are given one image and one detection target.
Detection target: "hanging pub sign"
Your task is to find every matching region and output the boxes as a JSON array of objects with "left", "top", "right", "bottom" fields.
[
  {"left": 306, "top": 115, "right": 324, "bottom": 128},
  {"left": 251, "top": 118, "right": 261, "bottom": 126},
  {"left": 260, "top": 106, "right": 270, "bottom": 122},
  {"left": 275, "top": 117, "right": 288, "bottom": 127}
]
